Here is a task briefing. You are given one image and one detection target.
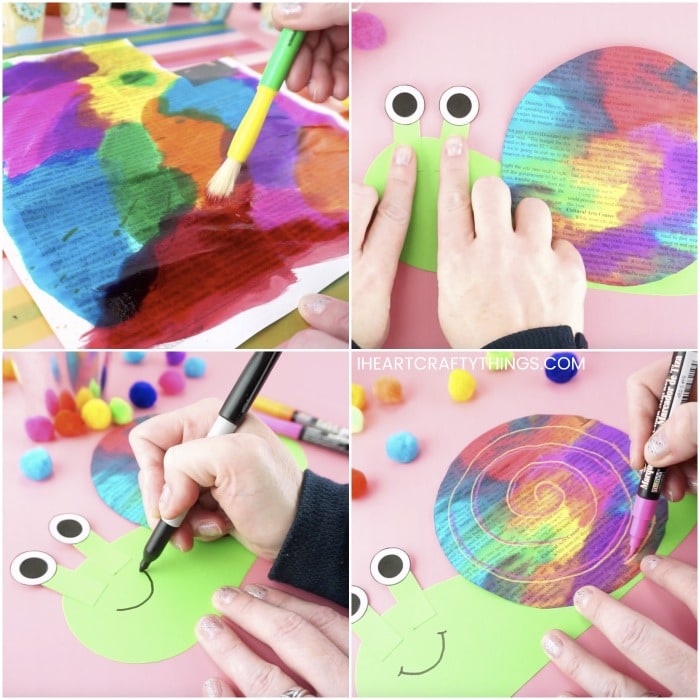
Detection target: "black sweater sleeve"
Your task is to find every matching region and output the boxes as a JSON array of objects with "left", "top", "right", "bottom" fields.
[
  {"left": 268, "top": 470, "right": 348, "bottom": 608},
  {"left": 482, "top": 326, "right": 588, "bottom": 350}
]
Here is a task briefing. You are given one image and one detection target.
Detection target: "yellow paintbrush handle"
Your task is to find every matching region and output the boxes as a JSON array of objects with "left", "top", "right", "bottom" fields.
[{"left": 226, "top": 85, "right": 277, "bottom": 163}]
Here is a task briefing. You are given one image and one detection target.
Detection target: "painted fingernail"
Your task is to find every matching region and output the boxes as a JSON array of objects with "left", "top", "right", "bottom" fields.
[
  {"left": 665, "top": 486, "right": 676, "bottom": 502},
  {"left": 645, "top": 430, "right": 668, "bottom": 459},
  {"left": 541, "top": 633, "right": 563, "bottom": 658},
  {"left": 216, "top": 586, "right": 239, "bottom": 605},
  {"left": 641, "top": 555, "right": 660, "bottom": 571},
  {"left": 573, "top": 587, "right": 592, "bottom": 610},
  {"left": 197, "top": 521, "right": 223, "bottom": 538},
  {"left": 199, "top": 615, "right": 223, "bottom": 639},
  {"left": 279, "top": 3, "right": 303, "bottom": 16},
  {"left": 244, "top": 584, "right": 268, "bottom": 600},
  {"left": 159, "top": 483, "right": 171, "bottom": 509},
  {"left": 203, "top": 678, "right": 224, "bottom": 697},
  {"left": 300, "top": 295, "right": 330, "bottom": 315},
  {"left": 445, "top": 136, "right": 463, "bottom": 157},
  {"left": 393, "top": 146, "right": 412, "bottom": 166}
]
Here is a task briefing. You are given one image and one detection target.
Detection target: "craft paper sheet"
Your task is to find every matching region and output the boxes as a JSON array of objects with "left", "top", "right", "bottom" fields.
[{"left": 2, "top": 41, "right": 348, "bottom": 348}]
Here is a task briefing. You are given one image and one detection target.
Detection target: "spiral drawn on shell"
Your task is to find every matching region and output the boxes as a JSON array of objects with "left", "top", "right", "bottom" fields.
[{"left": 434, "top": 415, "right": 667, "bottom": 608}]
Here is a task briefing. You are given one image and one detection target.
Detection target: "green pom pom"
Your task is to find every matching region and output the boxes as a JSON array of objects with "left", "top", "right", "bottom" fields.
[{"left": 110, "top": 397, "right": 134, "bottom": 425}]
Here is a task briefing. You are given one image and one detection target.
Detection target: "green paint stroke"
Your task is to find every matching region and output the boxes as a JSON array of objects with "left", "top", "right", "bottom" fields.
[
  {"left": 62, "top": 227, "right": 79, "bottom": 242},
  {"left": 119, "top": 70, "right": 157, "bottom": 87},
  {"left": 98, "top": 123, "right": 196, "bottom": 245}
]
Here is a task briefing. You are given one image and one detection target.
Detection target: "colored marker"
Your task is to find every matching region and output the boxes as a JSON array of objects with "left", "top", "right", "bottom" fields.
[
  {"left": 629, "top": 351, "right": 697, "bottom": 555},
  {"left": 139, "top": 351, "right": 281, "bottom": 572},
  {"left": 253, "top": 396, "right": 349, "bottom": 438},
  {"left": 256, "top": 413, "right": 349, "bottom": 454}
]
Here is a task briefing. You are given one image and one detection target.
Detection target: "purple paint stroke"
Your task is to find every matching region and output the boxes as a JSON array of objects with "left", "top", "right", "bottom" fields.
[{"left": 3, "top": 50, "right": 97, "bottom": 96}]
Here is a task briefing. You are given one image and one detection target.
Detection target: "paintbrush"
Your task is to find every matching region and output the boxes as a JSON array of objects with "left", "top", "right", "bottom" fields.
[{"left": 207, "top": 28, "right": 306, "bottom": 199}]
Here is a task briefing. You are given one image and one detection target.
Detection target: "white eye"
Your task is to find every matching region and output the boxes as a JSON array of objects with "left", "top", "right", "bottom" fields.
[
  {"left": 351, "top": 585, "right": 369, "bottom": 623},
  {"left": 370, "top": 547, "right": 411, "bottom": 585},
  {"left": 49, "top": 514, "right": 90, "bottom": 544},
  {"left": 439, "top": 86, "right": 479, "bottom": 125},
  {"left": 385, "top": 85, "right": 425, "bottom": 125},
  {"left": 11, "top": 551, "right": 57, "bottom": 586}
]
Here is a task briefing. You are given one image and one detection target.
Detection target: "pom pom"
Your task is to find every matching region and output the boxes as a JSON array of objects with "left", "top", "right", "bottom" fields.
[
  {"left": 54, "top": 409, "right": 86, "bottom": 437},
  {"left": 81, "top": 398, "right": 112, "bottom": 430},
  {"left": 25, "top": 416, "right": 55, "bottom": 442},
  {"left": 129, "top": 381, "right": 157, "bottom": 408},
  {"left": 486, "top": 351, "right": 514, "bottom": 371},
  {"left": 57, "top": 389, "right": 76, "bottom": 412},
  {"left": 545, "top": 353, "right": 580, "bottom": 384},
  {"left": 110, "top": 397, "right": 134, "bottom": 425},
  {"left": 352, "top": 11, "right": 386, "bottom": 50},
  {"left": 123, "top": 351, "right": 146, "bottom": 364},
  {"left": 373, "top": 376, "right": 403, "bottom": 404},
  {"left": 3, "top": 358, "right": 17, "bottom": 380},
  {"left": 159, "top": 369, "right": 186, "bottom": 395},
  {"left": 351, "top": 383, "right": 366, "bottom": 409},
  {"left": 351, "top": 406, "right": 364, "bottom": 434},
  {"left": 351, "top": 468, "right": 368, "bottom": 499},
  {"left": 74, "top": 387, "right": 95, "bottom": 411},
  {"left": 448, "top": 369, "right": 477, "bottom": 402},
  {"left": 20, "top": 447, "right": 53, "bottom": 480},
  {"left": 44, "top": 389, "right": 59, "bottom": 416},
  {"left": 386, "top": 431, "right": 419, "bottom": 463},
  {"left": 89, "top": 377, "right": 100, "bottom": 397},
  {"left": 184, "top": 356, "right": 206, "bottom": 378},
  {"left": 165, "top": 351, "right": 187, "bottom": 366}
]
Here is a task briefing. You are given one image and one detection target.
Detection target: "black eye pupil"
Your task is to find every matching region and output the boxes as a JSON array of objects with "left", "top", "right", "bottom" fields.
[
  {"left": 351, "top": 593, "right": 360, "bottom": 615},
  {"left": 447, "top": 93, "right": 472, "bottom": 118},
  {"left": 20, "top": 557, "right": 48, "bottom": 579},
  {"left": 378, "top": 554, "right": 403, "bottom": 579},
  {"left": 392, "top": 92, "right": 418, "bottom": 118},
  {"left": 57, "top": 518, "right": 83, "bottom": 538}
]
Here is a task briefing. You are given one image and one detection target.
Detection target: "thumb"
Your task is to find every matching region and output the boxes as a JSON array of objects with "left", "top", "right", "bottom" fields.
[
  {"left": 644, "top": 402, "right": 697, "bottom": 467},
  {"left": 297, "top": 294, "right": 349, "bottom": 342},
  {"left": 273, "top": 2, "right": 349, "bottom": 30}
]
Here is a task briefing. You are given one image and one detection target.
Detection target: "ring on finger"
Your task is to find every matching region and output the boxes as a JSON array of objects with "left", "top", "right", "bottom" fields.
[{"left": 281, "top": 687, "right": 313, "bottom": 697}]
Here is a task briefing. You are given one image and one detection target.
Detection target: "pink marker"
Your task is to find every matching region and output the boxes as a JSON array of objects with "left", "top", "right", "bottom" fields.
[
  {"left": 255, "top": 413, "right": 349, "bottom": 455},
  {"left": 629, "top": 351, "right": 697, "bottom": 555}
]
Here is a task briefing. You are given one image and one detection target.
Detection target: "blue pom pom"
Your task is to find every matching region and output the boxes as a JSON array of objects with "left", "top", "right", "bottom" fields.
[
  {"left": 20, "top": 447, "right": 53, "bottom": 481},
  {"left": 166, "top": 351, "right": 187, "bottom": 366},
  {"left": 544, "top": 352, "right": 580, "bottom": 383},
  {"left": 386, "top": 431, "right": 419, "bottom": 463},
  {"left": 184, "top": 356, "right": 207, "bottom": 378},
  {"left": 123, "top": 351, "right": 146, "bottom": 364},
  {"left": 129, "top": 381, "right": 158, "bottom": 408}
]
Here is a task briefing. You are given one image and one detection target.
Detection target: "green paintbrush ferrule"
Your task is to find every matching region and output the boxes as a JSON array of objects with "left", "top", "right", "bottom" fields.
[{"left": 259, "top": 28, "right": 306, "bottom": 91}]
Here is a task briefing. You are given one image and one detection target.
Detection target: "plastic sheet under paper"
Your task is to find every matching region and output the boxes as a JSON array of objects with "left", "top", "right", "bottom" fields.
[
  {"left": 2, "top": 41, "right": 348, "bottom": 348},
  {"left": 501, "top": 46, "right": 697, "bottom": 291},
  {"left": 434, "top": 414, "right": 667, "bottom": 608}
]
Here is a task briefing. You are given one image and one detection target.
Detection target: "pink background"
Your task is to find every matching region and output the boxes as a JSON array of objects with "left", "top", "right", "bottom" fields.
[
  {"left": 351, "top": 3, "right": 697, "bottom": 349},
  {"left": 3, "top": 351, "right": 349, "bottom": 696},
  {"left": 351, "top": 351, "right": 697, "bottom": 695}
]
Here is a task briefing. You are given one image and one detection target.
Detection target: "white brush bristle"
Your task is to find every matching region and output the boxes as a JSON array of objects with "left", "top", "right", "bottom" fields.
[{"left": 207, "top": 158, "right": 242, "bottom": 199}]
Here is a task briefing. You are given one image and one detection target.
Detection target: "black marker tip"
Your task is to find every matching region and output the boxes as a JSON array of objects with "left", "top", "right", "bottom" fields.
[{"left": 139, "top": 559, "right": 149, "bottom": 573}]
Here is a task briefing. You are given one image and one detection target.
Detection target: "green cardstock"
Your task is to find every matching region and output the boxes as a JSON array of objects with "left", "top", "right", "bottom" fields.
[
  {"left": 44, "top": 567, "right": 107, "bottom": 607},
  {"left": 60, "top": 527, "right": 256, "bottom": 664},
  {"left": 75, "top": 532, "right": 130, "bottom": 574},
  {"left": 354, "top": 496, "right": 696, "bottom": 696},
  {"left": 353, "top": 605, "right": 403, "bottom": 660}
]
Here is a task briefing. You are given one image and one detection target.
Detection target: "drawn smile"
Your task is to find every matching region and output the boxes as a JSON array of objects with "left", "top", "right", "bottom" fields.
[
  {"left": 116, "top": 570, "right": 154, "bottom": 612},
  {"left": 398, "top": 630, "right": 447, "bottom": 676}
]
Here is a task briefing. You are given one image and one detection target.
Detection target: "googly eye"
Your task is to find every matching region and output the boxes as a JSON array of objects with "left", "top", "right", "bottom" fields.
[
  {"left": 49, "top": 514, "right": 90, "bottom": 544},
  {"left": 11, "top": 551, "right": 57, "bottom": 586},
  {"left": 385, "top": 85, "right": 425, "bottom": 125},
  {"left": 439, "top": 86, "right": 479, "bottom": 126},
  {"left": 370, "top": 547, "right": 411, "bottom": 585},
  {"left": 351, "top": 585, "right": 369, "bottom": 623}
]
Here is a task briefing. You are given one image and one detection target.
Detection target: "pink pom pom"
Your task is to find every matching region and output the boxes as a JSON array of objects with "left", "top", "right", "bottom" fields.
[
  {"left": 352, "top": 12, "right": 387, "bottom": 50},
  {"left": 158, "top": 370, "right": 186, "bottom": 396},
  {"left": 25, "top": 416, "right": 55, "bottom": 443}
]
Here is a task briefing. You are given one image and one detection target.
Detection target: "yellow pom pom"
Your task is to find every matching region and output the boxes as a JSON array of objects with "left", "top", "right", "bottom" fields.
[
  {"left": 448, "top": 369, "right": 477, "bottom": 402},
  {"left": 351, "top": 383, "right": 366, "bottom": 410},
  {"left": 75, "top": 387, "right": 95, "bottom": 411},
  {"left": 81, "top": 398, "right": 112, "bottom": 430}
]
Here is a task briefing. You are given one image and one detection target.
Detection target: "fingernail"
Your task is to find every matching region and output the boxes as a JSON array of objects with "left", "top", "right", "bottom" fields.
[
  {"left": 393, "top": 146, "right": 412, "bottom": 166},
  {"left": 665, "top": 486, "right": 676, "bottom": 502},
  {"left": 310, "top": 81, "right": 319, "bottom": 102},
  {"left": 645, "top": 430, "right": 668, "bottom": 459},
  {"left": 216, "top": 586, "right": 239, "bottom": 605},
  {"left": 279, "top": 3, "right": 303, "bottom": 16},
  {"left": 541, "top": 633, "right": 563, "bottom": 658},
  {"left": 641, "top": 555, "right": 660, "bottom": 571},
  {"left": 244, "top": 584, "right": 268, "bottom": 599},
  {"left": 203, "top": 679, "right": 223, "bottom": 697},
  {"left": 199, "top": 615, "right": 223, "bottom": 639},
  {"left": 688, "top": 477, "right": 697, "bottom": 493},
  {"left": 573, "top": 587, "right": 592, "bottom": 610},
  {"left": 197, "top": 521, "right": 223, "bottom": 538},
  {"left": 300, "top": 295, "right": 329, "bottom": 315},
  {"left": 445, "top": 136, "right": 463, "bottom": 157},
  {"left": 171, "top": 540, "right": 184, "bottom": 552},
  {"left": 159, "top": 483, "right": 171, "bottom": 510}
]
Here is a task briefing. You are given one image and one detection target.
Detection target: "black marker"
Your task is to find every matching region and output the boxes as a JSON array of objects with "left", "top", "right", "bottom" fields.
[{"left": 139, "top": 351, "right": 281, "bottom": 572}]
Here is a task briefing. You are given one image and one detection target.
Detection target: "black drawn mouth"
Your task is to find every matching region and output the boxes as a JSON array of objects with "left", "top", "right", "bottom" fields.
[
  {"left": 116, "top": 570, "right": 154, "bottom": 612},
  {"left": 398, "top": 630, "right": 447, "bottom": 676}
]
